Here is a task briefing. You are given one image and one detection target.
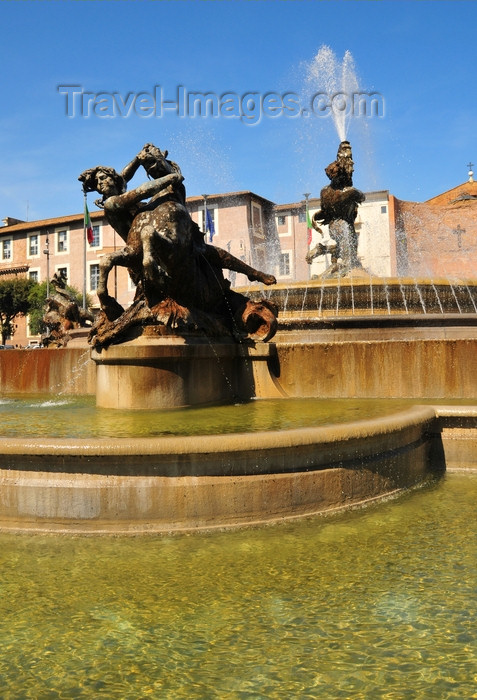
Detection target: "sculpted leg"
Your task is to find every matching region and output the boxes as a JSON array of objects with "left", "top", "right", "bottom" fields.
[
  {"left": 98, "top": 248, "right": 139, "bottom": 321},
  {"left": 141, "top": 224, "right": 162, "bottom": 283},
  {"left": 205, "top": 246, "right": 276, "bottom": 285},
  {"left": 97, "top": 252, "right": 118, "bottom": 304}
]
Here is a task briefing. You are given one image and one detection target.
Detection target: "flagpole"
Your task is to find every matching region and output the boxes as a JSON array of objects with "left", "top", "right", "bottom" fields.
[
  {"left": 304, "top": 192, "right": 311, "bottom": 242},
  {"left": 304, "top": 192, "right": 311, "bottom": 281},
  {"left": 202, "top": 194, "right": 208, "bottom": 239},
  {"left": 83, "top": 192, "right": 87, "bottom": 311}
]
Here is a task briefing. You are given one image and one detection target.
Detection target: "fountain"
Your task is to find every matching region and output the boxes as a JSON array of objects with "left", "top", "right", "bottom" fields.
[
  {"left": 305, "top": 140, "right": 365, "bottom": 277},
  {"left": 0, "top": 49, "right": 476, "bottom": 533},
  {"left": 0, "top": 49, "right": 475, "bottom": 700},
  {"left": 0, "top": 129, "right": 476, "bottom": 532}
]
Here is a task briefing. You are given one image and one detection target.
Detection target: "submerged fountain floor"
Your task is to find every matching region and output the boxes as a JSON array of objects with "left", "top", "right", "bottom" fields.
[{"left": 0, "top": 473, "right": 475, "bottom": 699}]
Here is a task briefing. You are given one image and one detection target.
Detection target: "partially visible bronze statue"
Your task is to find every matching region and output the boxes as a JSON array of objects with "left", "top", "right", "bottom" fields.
[
  {"left": 306, "top": 141, "right": 365, "bottom": 276},
  {"left": 42, "top": 271, "right": 94, "bottom": 347},
  {"left": 79, "top": 144, "right": 277, "bottom": 348}
]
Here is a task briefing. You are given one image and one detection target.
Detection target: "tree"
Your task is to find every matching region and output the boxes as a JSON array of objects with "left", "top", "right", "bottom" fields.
[
  {"left": 0, "top": 277, "right": 36, "bottom": 344},
  {"left": 27, "top": 281, "right": 49, "bottom": 336}
]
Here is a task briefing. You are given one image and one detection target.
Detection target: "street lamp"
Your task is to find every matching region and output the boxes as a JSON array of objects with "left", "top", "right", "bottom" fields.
[{"left": 303, "top": 192, "right": 311, "bottom": 234}]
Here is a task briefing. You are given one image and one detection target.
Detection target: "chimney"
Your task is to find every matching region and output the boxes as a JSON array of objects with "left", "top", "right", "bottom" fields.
[{"left": 2, "top": 217, "right": 25, "bottom": 227}]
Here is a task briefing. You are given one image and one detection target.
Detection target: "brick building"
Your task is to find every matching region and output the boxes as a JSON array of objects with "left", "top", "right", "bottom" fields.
[{"left": 391, "top": 175, "right": 477, "bottom": 278}]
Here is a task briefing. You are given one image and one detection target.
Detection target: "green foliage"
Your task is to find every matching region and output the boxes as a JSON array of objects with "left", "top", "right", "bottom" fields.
[
  {"left": 0, "top": 277, "right": 36, "bottom": 344},
  {"left": 27, "top": 281, "right": 49, "bottom": 336}
]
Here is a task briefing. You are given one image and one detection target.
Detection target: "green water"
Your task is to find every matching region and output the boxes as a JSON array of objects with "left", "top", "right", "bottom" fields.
[
  {"left": 0, "top": 395, "right": 459, "bottom": 439},
  {"left": 0, "top": 474, "right": 475, "bottom": 699}
]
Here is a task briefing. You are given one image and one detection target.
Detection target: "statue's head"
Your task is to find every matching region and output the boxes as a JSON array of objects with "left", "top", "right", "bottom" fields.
[
  {"left": 337, "top": 141, "right": 352, "bottom": 160},
  {"left": 324, "top": 161, "right": 339, "bottom": 182},
  {"left": 78, "top": 166, "right": 126, "bottom": 198},
  {"left": 52, "top": 270, "right": 67, "bottom": 289},
  {"left": 138, "top": 143, "right": 177, "bottom": 178},
  {"left": 140, "top": 143, "right": 168, "bottom": 165},
  {"left": 325, "top": 141, "right": 354, "bottom": 187}
]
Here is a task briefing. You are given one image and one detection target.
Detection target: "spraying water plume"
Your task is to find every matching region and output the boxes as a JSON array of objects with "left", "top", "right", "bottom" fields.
[{"left": 305, "top": 46, "right": 360, "bottom": 142}]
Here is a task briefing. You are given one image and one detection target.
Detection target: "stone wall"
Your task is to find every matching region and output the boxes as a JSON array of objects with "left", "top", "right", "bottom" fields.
[
  {"left": 0, "top": 348, "right": 96, "bottom": 395},
  {"left": 393, "top": 182, "right": 477, "bottom": 278}
]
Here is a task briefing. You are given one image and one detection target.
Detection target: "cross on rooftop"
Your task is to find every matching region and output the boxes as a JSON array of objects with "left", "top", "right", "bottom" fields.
[
  {"left": 467, "top": 162, "right": 474, "bottom": 171},
  {"left": 452, "top": 224, "right": 465, "bottom": 249}
]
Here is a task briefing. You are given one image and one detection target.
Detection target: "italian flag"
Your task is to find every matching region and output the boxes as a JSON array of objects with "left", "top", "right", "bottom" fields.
[
  {"left": 84, "top": 199, "right": 94, "bottom": 245},
  {"left": 306, "top": 207, "right": 313, "bottom": 246}
]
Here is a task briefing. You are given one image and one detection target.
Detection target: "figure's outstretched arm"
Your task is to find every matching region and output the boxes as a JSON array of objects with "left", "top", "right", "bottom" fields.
[
  {"left": 105, "top": 173, "right": 183, "bottom": 211},
  {"left": 120, "top": 155, "right": 142, "bottom": 183},
  {"left": 312, "top": 211, "right": 324, "bottom": 234},
  {"left": 203, "top": 245, "right": 276, "bottom": 285}
]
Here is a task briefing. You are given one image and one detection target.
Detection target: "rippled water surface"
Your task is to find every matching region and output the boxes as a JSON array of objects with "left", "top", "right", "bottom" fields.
[
  {"left": 0, "top": 395, "right": 471, "bottom": 439},
  {"left": 0, "top": 473, "right": 475, "bottom": 699}
]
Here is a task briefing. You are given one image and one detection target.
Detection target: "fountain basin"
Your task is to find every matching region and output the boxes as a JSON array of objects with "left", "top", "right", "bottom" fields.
[
  {"left": 0, "top": 404, "right": 446, "bottom": 533},
  {"left": 251, "top": 325, "right": 477, "bottom": 401},
  {"left": 0, "top": 403, "right": 475, "bottom": 533}
]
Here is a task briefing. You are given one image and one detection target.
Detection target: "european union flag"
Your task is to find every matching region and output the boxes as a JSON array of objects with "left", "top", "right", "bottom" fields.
[{"left": 205, "top": 207, "right": 215, "bottom": 242}]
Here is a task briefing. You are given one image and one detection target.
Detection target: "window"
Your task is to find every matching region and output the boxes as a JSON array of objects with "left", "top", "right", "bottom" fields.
[
  {"left": 29, "top": 270, "right": 39, "bottom": 283},
  {"left": 90, "top": 225, "right": 100, "bottom": 248},
  {"left": 1, "top": 239, "right": 12, "bottom": 260},
  {"left": 57, "top": 229, "right": 68, "bottom": 253},
  {"left": 28, "top": 234, "right": 39, "bottom": 257},
  {"left": 381, "top": 205, "right": 387, "bottom": 214},
  {"left": 90, "top": 263, "right": 100, "bottom": 292},
  {"left": 279, "top": 252, "right": 290, "bottom": 276},
  {"left": 298, "top": 211, "right": 306, "bottom": 223},
  {"left": 277, "top": 215, "right": 286, "bottom": 226},
  {"left": 252, "top": 203, "right": 262, "bottom": 228}
]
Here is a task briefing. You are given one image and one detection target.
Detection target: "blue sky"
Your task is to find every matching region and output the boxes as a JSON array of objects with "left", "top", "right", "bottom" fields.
[{"left": 1, "top": 0, "right": 476, "bottom": 221}]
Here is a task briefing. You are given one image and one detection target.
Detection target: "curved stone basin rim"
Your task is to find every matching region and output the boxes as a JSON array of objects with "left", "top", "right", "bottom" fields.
[{"left": 0, "top": 404, "right": 448, "bottom": 535}]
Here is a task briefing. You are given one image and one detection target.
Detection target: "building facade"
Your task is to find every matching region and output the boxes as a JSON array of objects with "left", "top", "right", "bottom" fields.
[
  {"left": 391, "top": 177, "right": 477, "bottom": 279},
  {"left": 187, "top": 191, "right": 280, "bottom": 288}
]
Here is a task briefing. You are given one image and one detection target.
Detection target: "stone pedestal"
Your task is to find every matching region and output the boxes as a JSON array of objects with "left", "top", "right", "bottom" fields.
[{"left": 91, "top": 336, "right": 256, "bottom": 409}]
